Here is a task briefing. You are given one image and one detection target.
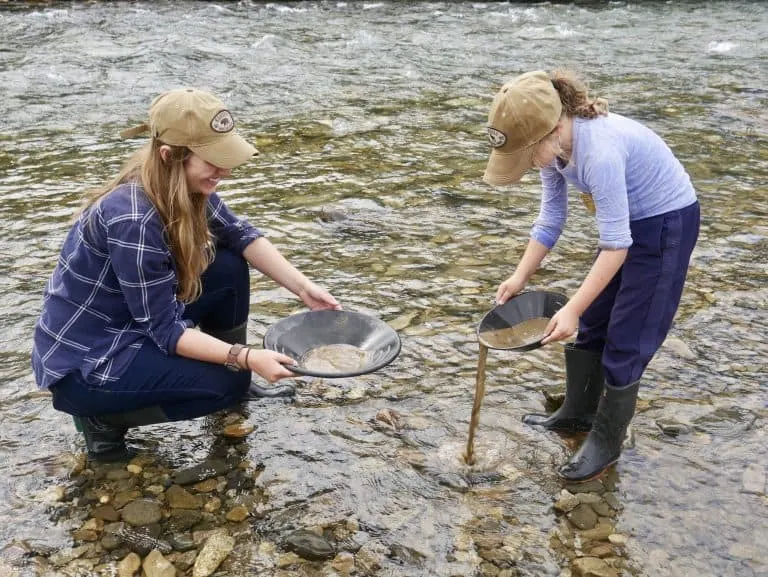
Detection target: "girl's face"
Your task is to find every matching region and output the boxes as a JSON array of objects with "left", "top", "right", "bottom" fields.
[
  {"left": 532, "top": 131, "right": 561, "bottom": 169},
  {"left": 183, "top": 153, "right": 231, "bottom": 195}
]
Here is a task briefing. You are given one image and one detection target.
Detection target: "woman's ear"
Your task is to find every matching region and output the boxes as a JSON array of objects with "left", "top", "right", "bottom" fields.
[{"left": 158, "top": 144, "right": 172, "bottom": 163}]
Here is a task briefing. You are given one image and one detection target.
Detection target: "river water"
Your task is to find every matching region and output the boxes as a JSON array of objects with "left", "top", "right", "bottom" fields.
[{"left": 1, "top": 2, "right": 766, "bottom": 576}]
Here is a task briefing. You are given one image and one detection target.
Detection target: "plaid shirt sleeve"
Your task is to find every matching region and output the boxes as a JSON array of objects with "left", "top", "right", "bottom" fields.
[
  {"left": 102, "top": 199, "right": 191, "bottom": 356},
  {"left": 207, "top": 193, "right": 263, "bottom": 253}
]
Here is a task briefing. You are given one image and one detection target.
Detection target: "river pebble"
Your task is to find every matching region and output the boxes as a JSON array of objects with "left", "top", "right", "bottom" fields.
[
  {"left": 192, "top": 530, "right": 235, "bottom": 577},
  {"left": 741, "top": 462, "right": 766, "bottom": 494},
  {"left": 117, "top": 552, "right": 141, "bottom": 577},
  {"left": 143, "top": 549, "right": 176, "bottom": 577}
]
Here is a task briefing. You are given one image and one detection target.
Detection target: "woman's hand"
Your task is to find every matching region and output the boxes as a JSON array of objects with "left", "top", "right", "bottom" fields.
[
  {"left": 244, "top": 349, "right": 298, "bottom": 383},
  {"left": 541, "top": 304, "right": 579, "bottom": 344},
  {"left": 495, "top": 273, "right": 527, "bottom": 305},
  {"left": 298, "top": 281, "right": 342, "bottom": 311}
]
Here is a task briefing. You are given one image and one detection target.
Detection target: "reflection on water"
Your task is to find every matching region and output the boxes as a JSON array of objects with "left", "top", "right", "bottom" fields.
[{"left": 1, "top": 1, "right": 767, "bottom": 576}]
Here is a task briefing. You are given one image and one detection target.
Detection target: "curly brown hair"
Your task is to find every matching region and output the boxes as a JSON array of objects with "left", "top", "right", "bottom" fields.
[{"left": 549, "top": 69, "right": 609, "bottom": 119}]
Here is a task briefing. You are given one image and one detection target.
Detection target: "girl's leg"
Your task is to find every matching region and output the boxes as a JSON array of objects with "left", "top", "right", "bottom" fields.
[
  {"left": 602, "top": 201, "right": 700, "bottom": 388},
  {"left": 560, "top": 201, "right": 700, "bottom": 482},
  {"left": 522, "top": 252, "right": 621, "bottom": 432}
]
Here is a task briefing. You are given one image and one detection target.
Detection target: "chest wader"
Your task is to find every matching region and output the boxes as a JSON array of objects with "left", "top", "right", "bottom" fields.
[
  {"left": 558, "top": 381, "right": 639, "bottom": 482},
  {"left": 203, "top": 322, "right": 296, "bottom": 400},
  {"left": 523, "top": 344, "right": 604, "bottom": 432}
]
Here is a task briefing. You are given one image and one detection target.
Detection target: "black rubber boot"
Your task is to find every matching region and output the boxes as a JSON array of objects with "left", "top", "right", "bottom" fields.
[
  {"left": 523, "top": 344, "right": 604, "bottom": 432},
  {"left": 203, "top": 322, "right": 296, "bottom": 399},
  {"left": 73, "top": 406, "right": 169, "bottom": 463},
  {"left": 558, "top": 381, "right": 640, "bottom": 483}
]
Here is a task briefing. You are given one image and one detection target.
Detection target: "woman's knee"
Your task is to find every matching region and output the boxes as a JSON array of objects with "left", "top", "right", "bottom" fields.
[{"left": 206, "top": 247, "right": 249, "bottom": 288}]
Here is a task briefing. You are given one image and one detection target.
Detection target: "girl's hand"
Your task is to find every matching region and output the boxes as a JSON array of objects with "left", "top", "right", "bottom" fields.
[
  {"left": 298, "top": 281, "right": 342, "bottom": 311},
  {"left": 245, "top": 349, "right": 297, "bottom": 383},
  {"left": 541, "top": 305, "right": 579, "bottom": 344},
  {"left": 495, "top": 274, "right": 526, "bottom": 305}
]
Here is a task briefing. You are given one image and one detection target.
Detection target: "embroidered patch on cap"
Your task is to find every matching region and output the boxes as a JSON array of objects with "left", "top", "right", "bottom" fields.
[
  {"left": 487, "top": 127, "right": 507, "bottom": 148},
  {"left": 211, "top": 110, "right": 235, "bottom": 133}
]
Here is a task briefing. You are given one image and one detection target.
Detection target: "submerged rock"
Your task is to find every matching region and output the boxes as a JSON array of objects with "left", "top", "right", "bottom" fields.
[
  {"left": 193, "top": 531, "right": 235, "bottom": 577},
  {"left": 173, "top": 460, "right": 233, "bottom": 486},
  {"left": 284, "top": 529, "right": 336, "bottom": 561}
]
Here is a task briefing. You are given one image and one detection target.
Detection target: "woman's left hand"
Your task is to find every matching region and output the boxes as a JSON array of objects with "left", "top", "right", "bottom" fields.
[
  {"left": 299, "top": 281, "right": 342, "bottom": 311},
  {"left": 541, "top": 304, "right": 579, "bottom": 344}
]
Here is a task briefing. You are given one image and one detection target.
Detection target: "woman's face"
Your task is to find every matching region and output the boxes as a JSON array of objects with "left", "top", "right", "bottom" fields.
[{"left": 183, "top": 153, "right": 231, "bottom": 195}]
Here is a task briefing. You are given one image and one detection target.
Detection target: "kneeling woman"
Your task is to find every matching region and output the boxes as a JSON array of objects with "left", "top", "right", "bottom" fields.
[{"left": 32, "top": 88, "right": 340, "bottom": 462}]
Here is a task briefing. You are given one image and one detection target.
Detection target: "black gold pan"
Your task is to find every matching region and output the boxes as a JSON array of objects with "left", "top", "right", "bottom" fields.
[
  {"left": 477, "top": 291, "right": 568, "bottom": 351},
  {"left": 263, "top": 310, "right": 402, "bottom": 378}
]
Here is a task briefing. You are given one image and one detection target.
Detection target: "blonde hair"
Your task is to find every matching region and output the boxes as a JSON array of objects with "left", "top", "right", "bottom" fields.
[
  {"left": 83, "top": 139, "right": 213, "bottom": 303},
  {"left": 549, "top": 69, "right": 609, "bottom": 118}
]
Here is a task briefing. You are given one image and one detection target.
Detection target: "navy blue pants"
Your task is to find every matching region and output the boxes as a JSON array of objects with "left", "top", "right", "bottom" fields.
[
  {"left": 51, "top": 248, "right": 252, "bottom": 420},
  {"left": 575, "top": 201, "right": 700, "bottom": 388}
]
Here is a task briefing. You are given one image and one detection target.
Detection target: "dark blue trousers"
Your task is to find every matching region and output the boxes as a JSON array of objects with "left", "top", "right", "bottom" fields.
[
  {"left": 575, "top": 201, "right": 700, "bottom": 388},
  {"left": 51, "top": 248, "right": 252, "bottom": 420}
]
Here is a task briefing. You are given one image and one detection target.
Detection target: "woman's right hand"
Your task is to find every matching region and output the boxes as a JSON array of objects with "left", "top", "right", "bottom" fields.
[
  {"left": 244, "top": 349, "right": 297, "bottom": 383},
  {"left": 495, "top": 273, "right": 527, "bottom": 305}
]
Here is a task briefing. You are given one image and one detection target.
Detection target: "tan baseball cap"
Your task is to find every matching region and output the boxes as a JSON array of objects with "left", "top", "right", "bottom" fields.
[
  {"left": 120, "top": 88, "right": 258, "bottom": 170},
  {"left": 483, "top": 71, "right": 562, "bottom": 186}
]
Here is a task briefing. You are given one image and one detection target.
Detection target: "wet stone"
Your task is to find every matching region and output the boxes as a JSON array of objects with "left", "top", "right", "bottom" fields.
[
  {"left": 585, "top": 543, "right": 614, "bottom": 558},
  {"left": 168, "top": 532, "right": 197, "bottom": 553},
  {"left": 655, "top": 417, "right": 691, "bottom": 437},
  {"left": 167, "top": 509, "right": 203, "bottom": 532},
  {"left": 601, "top": 493, "right": 622, "bottom": 511},
  {"left": 121, "top": 499, "right": 162, "bottom": 526},
  {"left": 143, "top": 549, "right": 175, "bottom": 577},
  {"left": 567, "top": 504, "right": 598, "bottom": 530},
  {"left": 117, "top": 527, "right": 171, "bottom": 556},
  {"left": 225, "top": 505, "right": 249, "bottom": 522},
  {"left": 169, "top": 550, "right": 197, "bottom": 571},
  {"left": 579, "top": 524, "right": 615, "bottom": 542},
  {"left": 106, "top": 469, "right": 132, "bottom": 481},
  {"left": 166, "top": 484, "right": 203, "bottom": 509},
  {"left": 284, "top": 529, "right": 336, "bottom": 561},
  {"left": 222, "top": 422, "right": 255, "bottom": 438},
  {"left": 117, "top": 552, "right": 141, "bottom": 577},
  {"left": 113, "top": 490, "right": 142, "bottom": 510},
  {"left": 572, "top": 556, "right": 618, "bottom": 577},
  {"left": 554, "top": 490, "right": 580, "bottom": 513},
  {"left": 192, "top": 479, "right": 218, "bottom": 493},
  {"left": 590, "top": 501, "right": 615, "bottom": 518},
  {"left": 101, "top": 533, "right": 122, "bottom": 551},
  {"left": 741, "top": 462, "right": 766, "bottom": 495},
  {"left": 193, "top": 531, "right": 235, "bottom": 577},
  {"left": 225, "top": 470, "right": 255, "bottom": 493},
  {"left": 92, "top": 504, "right": 120, "bottom": 522},
  {"left": 434, "top": 472, "right": 470, "bottom": 491},
  {"left": 565, "top": 480, "right": 604, "bottom": 494},
  {"left": 173, "top": 460, "right": 232, "bottom": 486}
]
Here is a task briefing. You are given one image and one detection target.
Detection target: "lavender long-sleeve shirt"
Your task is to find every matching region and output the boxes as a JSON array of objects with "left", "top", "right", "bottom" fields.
[
  {"left": 531, "top": 113, "right": 697, "bottom": 250},
  {"left": 32, "top": 182, "right": 262, "bottom": 389}
]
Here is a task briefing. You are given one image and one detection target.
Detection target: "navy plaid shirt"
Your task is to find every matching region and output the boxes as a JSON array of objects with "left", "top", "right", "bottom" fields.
[{"left": 31, "top": 182, "right": 262, "bottom": 389}]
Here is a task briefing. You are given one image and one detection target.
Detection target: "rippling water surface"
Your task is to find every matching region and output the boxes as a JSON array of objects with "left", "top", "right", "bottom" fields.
[{"left": 1, "top": 2, "right": 766, "bottom": 576}]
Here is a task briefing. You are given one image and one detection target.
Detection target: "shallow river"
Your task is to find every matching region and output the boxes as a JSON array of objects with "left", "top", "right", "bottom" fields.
[{"left": 0, "top": 2, "right": 766, "bottom": 577}]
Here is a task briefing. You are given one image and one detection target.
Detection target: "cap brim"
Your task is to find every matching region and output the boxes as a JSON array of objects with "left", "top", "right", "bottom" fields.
[
  {"left": 482, "top": 145, "right": 536, "bottom": 186},
  {"left": 190, "top": 132, "right": 259, "bottom": 170}
]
